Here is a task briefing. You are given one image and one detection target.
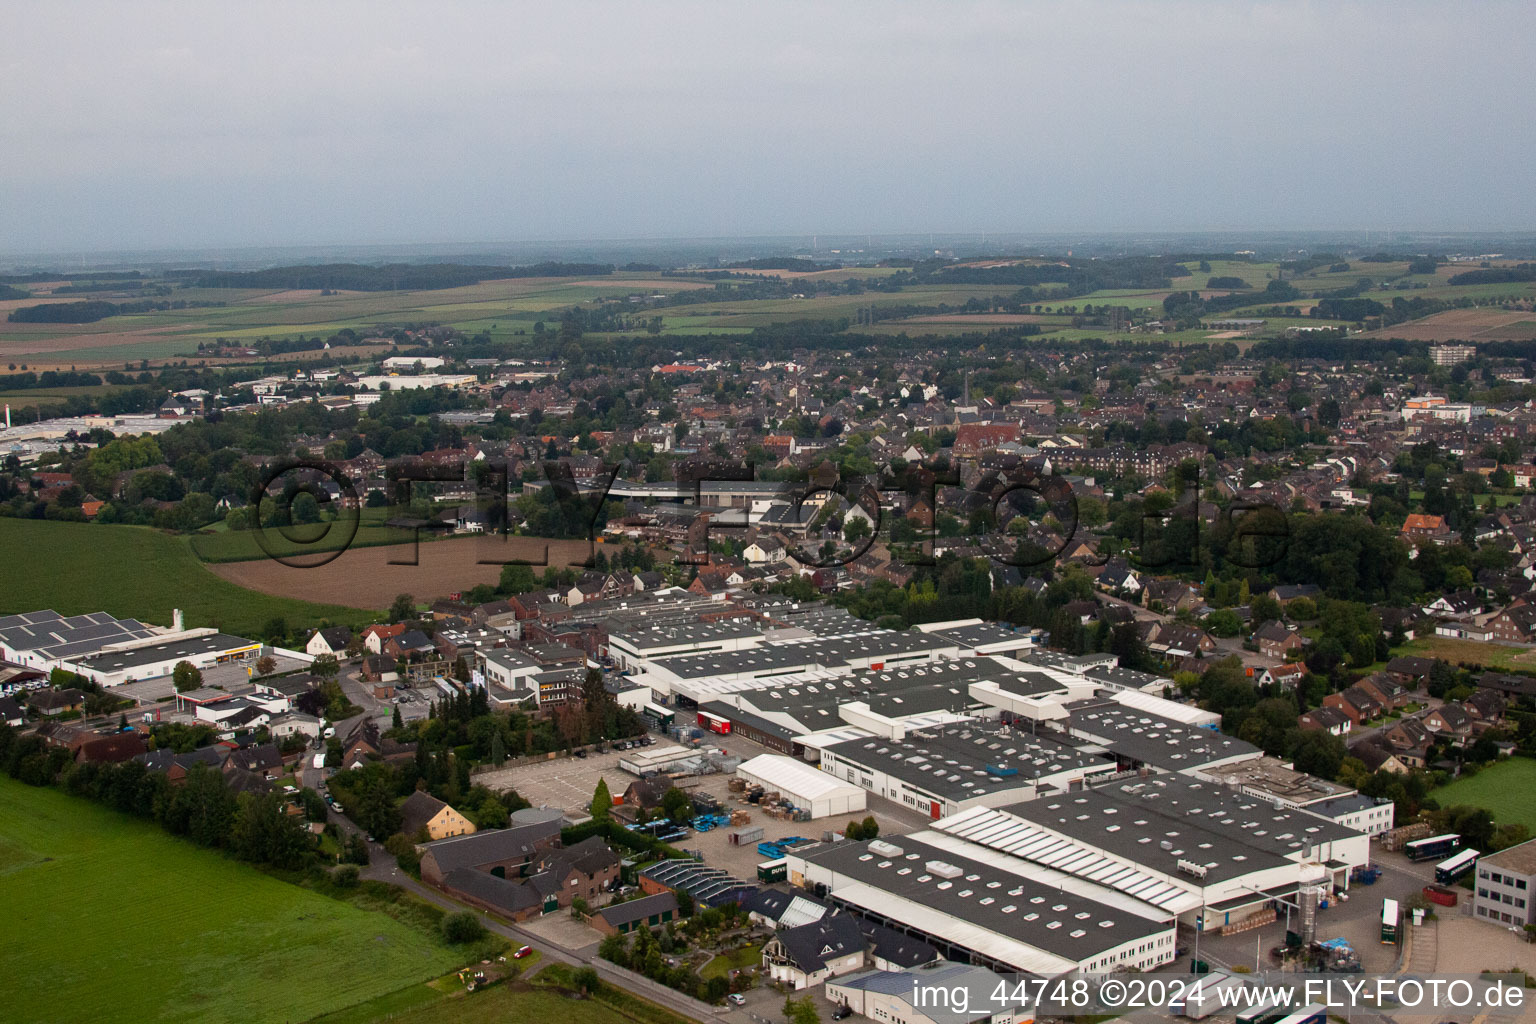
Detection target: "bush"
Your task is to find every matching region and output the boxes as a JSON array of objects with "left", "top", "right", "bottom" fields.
[
  {"left": 441, "top": 910, "right": 487, "bottom": 944},
  {"left": 332, "top": 864, "right": 360, "bottom": 888}
]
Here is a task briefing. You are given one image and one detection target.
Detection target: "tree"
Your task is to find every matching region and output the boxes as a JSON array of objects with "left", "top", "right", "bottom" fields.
[
  {"left": 172, "top": 661, "right": 203, "bottom": 693},
  {"left": 661, "top": 786, "right": 693, "bottom": 823},
  {"left": 255, "top": 655, "right": 277, "bottom": 676},
  {"left": 299, "top": 786, "right": 327, "bottom": 822},
  {"left": 311, "top": 653, "right": 339, "bottom": 681},
  {"left": 573, "top": 966, "right": 600, "bottom": 993},
  {"left": 859, "top": 815, "right": 879, "bottom": 840},
  {"left": 343, "top": 831, "right": 371, "bottom": 865},
  {"left": 391, "top": 705, "right": 403, "bottom": 730},
  {"left": 389, "top": 593, "right": 416, "bottom": 623},
  {"left": 441, "top": 911, "right": 486, "bottom": 944},
  {"left": 785, "top": 995, "right": 821, "bottom": 1024},
  {"left": 591, "top": 778, "right": 612, "bottom": 821}
]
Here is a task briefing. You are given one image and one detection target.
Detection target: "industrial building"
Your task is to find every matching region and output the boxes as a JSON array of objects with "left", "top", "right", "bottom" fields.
[
  {"left": 828, "top": 962, "right": 1033, "bottom": 1024},
  {"left": 70, "top": 631, "right": 263, "bottom": 687},
  {"left": 931, "top": 772, "right": 1370, "bottom": 929},
  {"left": 736, "top": 754, "right": 866, "bottom": 819},
  {"left": 789, "top": 832, "right": 1179, "bottom": 977},
  {"left": 819, "top": 722, "right": 1117, "bottom": 818},
  {"left": 0, "top": 609, "right": 160, "bottom": 672}
]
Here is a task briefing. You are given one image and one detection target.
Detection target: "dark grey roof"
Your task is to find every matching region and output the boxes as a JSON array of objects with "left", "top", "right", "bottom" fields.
[
  {"left": 420, "top": 818, "right": 561, "bottom": 874},
  {"left": 0, "top": 609, "right": 158, "bottom": 661},
  {"left": 775, "top": 912, "right": 865, "bottom": 972},
  {"left": 863, "top": 922, "right": 938, "bottom": 968},
  {"left": 1065, "top": 698, "right": 1260, "bottom": 771},
  {"left": 442, "top": 867, "right": 541, "bottom": 913},
  {"left": 599, "top": 892, "right": 678, "bottom": 927},
  {"left": 1003, "top": 773, "right": 1359, "bottom": 883},
  {"left": 400, "top": 790, "right": 451, "bottom": 835},
  {"left": 75, "top": 632, "right": 258, "bottom": 674},
  {"left": 824, "top": 725, "right": 1110, "bottom": 801},
  {"left": 800, "top": 836, "right": 1168, "bottom": 962}
]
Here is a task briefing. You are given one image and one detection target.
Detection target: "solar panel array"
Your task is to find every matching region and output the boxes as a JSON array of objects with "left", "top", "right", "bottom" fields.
[{"left": 0, "top": 610, "right": 158, "bottom": 662}]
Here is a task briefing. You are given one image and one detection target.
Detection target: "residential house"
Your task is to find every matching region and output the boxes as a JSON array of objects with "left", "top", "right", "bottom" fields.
[
  {"left": 1423, "top": 703, "right": 1475, "bottom": 743},
  {"left": 29, "top": 687, "right": 85, "bottom": 716},
  {"left": 1254, "top": 621, "right": 1304, "bottom": 660},
  {"left": 1349, "top": 740, "right": 1409, "bottom": 774},
  {"left": 1299, "top": 706, "right": 1352, "bottom": 737},
  {"left": 761, "top": 911, "right": 866, "bottom": 990},
  {"left": 1382, "top": 655, "right": 1439, "bottom": 690},
  {"left": 361, "top": 624, "right": 407, "bottom": 654},
  {"left": 401, "top": 790, "right": 478, "bottom": 840},
  {"left": 1401, "top": 513, "right": 1455, "bottom": 543},
  {"left": 305, "top": 626, "right": 353, "bottom": 658},
  {"left": 1424, "top": 590, "right": 1483, "bottom": 619},
  {"left": 418, "top": 817, "right": 563, "bottom": 885},
  {"left": 1323, "top": 685, "right": 1384, "bottom": 726},
  {"left": 1095, "top": 558, "right": 1142, "bottom": 595},
  {"left": 1378, "top": 717, "right": 1433, "bottom": 767},
  {"left": 1487, "top": 603, "right": 1536, "bottom": 644},
  {"left": 71, "top": 732, "right": 148, "bottom": 764}
]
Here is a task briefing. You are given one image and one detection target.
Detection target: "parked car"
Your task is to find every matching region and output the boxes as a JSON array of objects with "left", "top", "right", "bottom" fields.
[
  {"left": 832, "top": 1007, "right": 852, "bottom": 1020},
  {"left": 514, "top": 945, "right": 533, "bottom": 959},
  {"left": 727, "top": 994, "right": 746, "bottom": 1006}
]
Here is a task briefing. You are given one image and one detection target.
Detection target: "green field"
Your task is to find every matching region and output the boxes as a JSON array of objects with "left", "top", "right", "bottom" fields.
[
  {"left": 1432, "top": 758, "right": 1536, "bottom": 832},
  {"left": 188, "top": 507, "right": 439, "bottom": 563},
  {"left": 0, "top": 517, "right": 376, "bottom": 632},
  {"left": 351, "top": 985, "right": 640, "bottom": 1024},
  {"left": 0, "top": 780, "right": 465, "bottom": 1024}
]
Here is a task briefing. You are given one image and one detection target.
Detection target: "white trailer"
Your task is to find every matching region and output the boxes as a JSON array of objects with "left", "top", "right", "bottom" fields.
[{"left": 1170, "top": 970, "right": 1247, "bottom": 1019}]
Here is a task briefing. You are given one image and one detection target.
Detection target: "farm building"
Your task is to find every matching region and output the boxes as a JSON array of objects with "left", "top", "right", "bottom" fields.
[{"left": 737, "top": 754, "right": 865, "bottom": 819}]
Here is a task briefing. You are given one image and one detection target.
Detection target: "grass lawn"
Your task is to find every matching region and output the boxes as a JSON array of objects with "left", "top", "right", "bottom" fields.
[
  {"left": 187, "top": 506, "right": 430, "bottom": 563},
  {"left": 0, "top": 780, "right": 466, "bottom": 1024},
  {"left": 0, "top": 517, "right": 377, "bottom": 634},
  {"left": 699, "top": 942, "right": 762, "bottom": 980},
  {"left": 1396, "top": 635, "right": 1536, "bottom": 672},
  {"left": 370, "top": 984, "right": 645, "bottom": 1024},
  {"left": 1433, "top": 759, "right": 1536, "bottom": 832}
]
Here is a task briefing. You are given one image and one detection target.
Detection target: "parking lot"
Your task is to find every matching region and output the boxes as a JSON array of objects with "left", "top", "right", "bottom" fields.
[{"left": 474, "top": 746, "right": 634, "bottom": 812}]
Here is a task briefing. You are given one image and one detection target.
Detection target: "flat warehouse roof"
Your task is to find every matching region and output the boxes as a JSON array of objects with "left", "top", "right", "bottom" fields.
[
  {"left": 824, "top": 725, "right": 1111, "bottom": 801},
  {"left": 996, "top": 774, "right": 1360, "bottom": 884},
  {"left": 652, "top": 630, "right": 953, "bottom": 678},
  {"left": 800, "top": 835, "right": 1170, "bottom": 971},
  {"left": 933, "top": 806, "right": 1202, "bottom": 914},
  {"left": 76, "top": 633, "right": 260, "bottom": 673},
  {"left": 1066, "top": 699, "right": 1259, "bottom": 770}
]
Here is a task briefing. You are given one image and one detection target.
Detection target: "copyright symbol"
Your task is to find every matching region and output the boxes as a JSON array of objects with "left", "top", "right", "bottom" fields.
[
  {"left": 248, "top": 458, "right": 361, "bottom": 568},
  {"left": 1099, "top": 979, "right": 1127, "bottom": 1007}
]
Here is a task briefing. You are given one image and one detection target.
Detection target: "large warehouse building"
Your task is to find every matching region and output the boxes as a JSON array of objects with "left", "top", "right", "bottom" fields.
[
  {"left": 785, "top": 770, "right": 1372, "bottom": 977},
  {"left": 737, "top": 754, "right": 866, "bottom": 819},
  {"left": 931, "top": 772, "right": 1371, "bottom": 929},
  {"left": 789, "top": 832, "right": 1180, "bottom": 977},
  {"left": 819, "top": 722, "right": 1119, "bottom": 818}
]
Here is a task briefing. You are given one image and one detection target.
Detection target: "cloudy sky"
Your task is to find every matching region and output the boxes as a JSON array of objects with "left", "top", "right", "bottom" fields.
[{"left": 2, "top": 1, "right": 1532, "bottom": 252}]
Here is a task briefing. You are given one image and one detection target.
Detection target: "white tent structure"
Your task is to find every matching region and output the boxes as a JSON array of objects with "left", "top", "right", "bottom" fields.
[{"left": 737, "top": 754, "right": 866, "bottom": 819}]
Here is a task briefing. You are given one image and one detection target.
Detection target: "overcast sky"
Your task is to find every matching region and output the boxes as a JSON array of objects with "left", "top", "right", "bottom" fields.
[{"left": 2, "top": 1, "right": 1533, "bottom": 252}]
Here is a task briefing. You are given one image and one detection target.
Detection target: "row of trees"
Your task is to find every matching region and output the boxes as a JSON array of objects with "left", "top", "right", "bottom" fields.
[{"left": 0, "top": 725, "right": 323, "bottom": 870}]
